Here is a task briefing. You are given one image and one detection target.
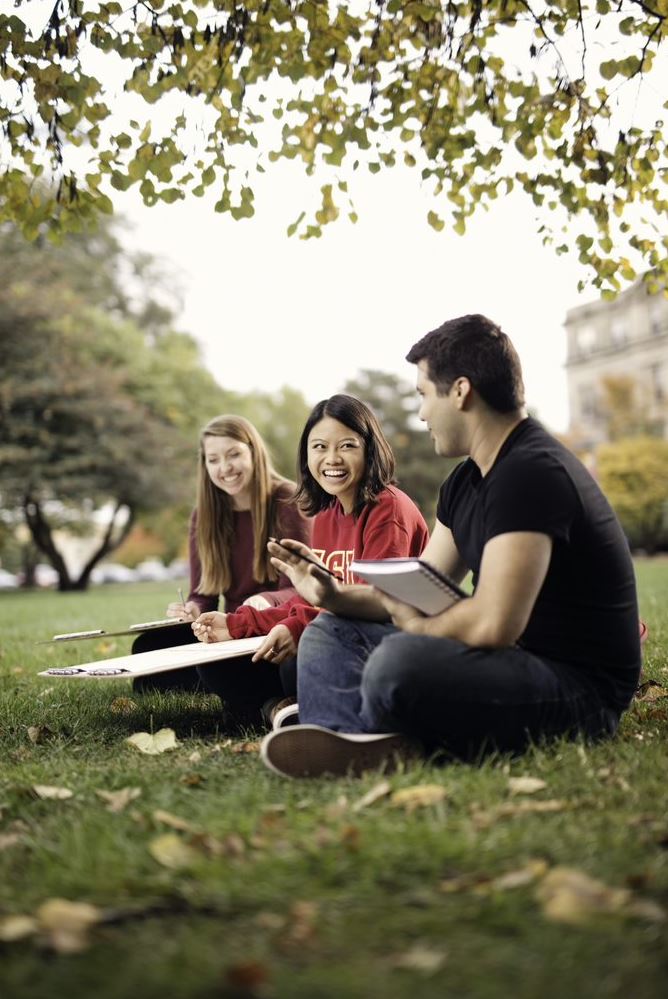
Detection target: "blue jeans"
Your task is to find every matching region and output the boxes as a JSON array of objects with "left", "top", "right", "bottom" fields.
[{"left": 297, "top": 614, "right": 620, "bottom": 760}]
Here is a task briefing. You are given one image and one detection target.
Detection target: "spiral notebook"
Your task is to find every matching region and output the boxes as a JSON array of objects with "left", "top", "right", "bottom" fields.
[{"left": 350, "top": 557, "right": 468, "bottom": 616}]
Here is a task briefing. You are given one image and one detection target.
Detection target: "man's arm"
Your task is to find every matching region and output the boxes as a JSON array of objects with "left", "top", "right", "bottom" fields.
[
  {"left": 382, "top": 531, "right": 552, "bottom": 648},
  {"left": 418, "top": 520, "right": 469, "bottom": 583}
]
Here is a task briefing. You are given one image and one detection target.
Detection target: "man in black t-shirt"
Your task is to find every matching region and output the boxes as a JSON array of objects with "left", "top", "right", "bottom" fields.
[{"left": 260, "top": 315, "right": 642, "bottom": 778}]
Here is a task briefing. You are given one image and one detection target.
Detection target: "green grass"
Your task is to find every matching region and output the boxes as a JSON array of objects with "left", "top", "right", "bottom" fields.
[{"left": 1, "top": 566, "right": 667, "bottom": 999}]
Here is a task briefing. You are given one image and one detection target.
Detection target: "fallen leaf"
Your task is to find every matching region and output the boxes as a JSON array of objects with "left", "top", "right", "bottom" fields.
[
  {"left": 152, "top": 809, "right": 198, "bottom": 833},
  {"left": 255, "top": 911, "right": 286, "bottom": 931},
  {"left": 0, "top": 914, "right": 38, "bottom": 942},
  {"left": 471, "top": 799, "right": 568, "bottom": 828},
  {"left": 95, "top": 787, "right": 141, "bottom": 813},
  {"left": 230, "top": 740, "right": 260, "bottom": 754},
  {"left": 225, "top": 960, "right": 271, "bottom": 990},
  {"left": 390, "top": 944, "right": 447, "bottom": 974},
  {"left": 32, "top": 785, "right": 73, "bottom": 800},
  {"left": 536, "top": 866, "right": 665, "bottom": 925},
  {"left": 37, "top": 898, "right": 102, "bottom": 954},
  {"left": 0, "top": 832, "right": 23, "bottom": 851},
  {"left": 352, "top": 779, "right": 392, "bottom": 812},
  {"left": 285, "top": 900, "right": 319, "bottom": 945},
  {"left": 489, "top": 859, "right": 549, "bottom": 891},
  {"left": 148, "top": 833, "right": 198, "bottom": 870},
  {"left": 187, "top": 750, "right": 202, "bottom": 763},
  {"left": 109, "top": 696, "right": 137, "bottom": 715},
  {"left": 126, "top": 728, "right": 178, "bottom": 755},
  {"left": 508, "top": 776, "right": 547, "bottom": 795},
  {"left": 27, "top": 725, "right": 52, "bottom": 744},
  {"left": 340, "top": 824, "right": 362, "bottom": 851},
  {"left": 391, "top": 784, "right": 447, "bottom": 813},
  {"left": 635, "top": 680, "right": 668, "bottom": 702},
  {"left": 180, "top": 772, "right": 206, "bottom": 787}
]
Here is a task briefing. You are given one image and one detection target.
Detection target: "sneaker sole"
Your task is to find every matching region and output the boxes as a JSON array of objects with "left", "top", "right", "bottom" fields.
[
  {"left": 260, "top": 725, "right": 418, "bottom": 778},
  {"left": 272, "top": 703, "right": 300, "bottom": 730}
]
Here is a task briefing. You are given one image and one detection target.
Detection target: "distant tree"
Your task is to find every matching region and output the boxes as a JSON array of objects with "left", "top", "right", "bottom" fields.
[
  {"left": 342, "top": 369, "right": 457, "bottom": 523},
  {"left": 0, "top": 220, "right": 231, "bottom": 589},
  {"left": 2, "top": 1, "right": 667, "bottom": 294},
  {"left": 597, "top": 436, "right": 668, "bottom": 552},
  {"left": 599, "top": 374, "right": 665, "bottom": 442}
]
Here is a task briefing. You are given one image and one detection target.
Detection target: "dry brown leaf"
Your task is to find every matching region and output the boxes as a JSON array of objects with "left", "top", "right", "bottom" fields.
[
  {"left": 32, "top": 785, "right": 73, "bottom": 800},
  {"left": 390, "top": 944, "right": 447, "bottom": 974},
  {"left": 126, "top": 728, "right": 178, "bottom": 755},
  {"left": 340, "top": 824, "right": 362, "bottom": 851},
  {"left": 27, "top": 725, "right": 52, "bottom": 744},
  {"left": 225, "top": 960, "right": 271, "bottom": 990},
  {"left": 352, "top": 779, "right": 392, "bottom": 812},
  {"left": 95, "top": 787, "right": 141, "bottom": 813},
  {"left": 391, "top": 784, "right": 447, "bottom": 813},
  {"left": 439, "top": 872, "right": 492, "bottom": 894},
  {"left": 230, "top": 740, "right": 260, "bottom": 754},
  {"left": 148, "top": 833, "right": 198, "bottom": 870},
  {"left": 508, "top": 776, "right": 548, "bottom": 795},
  {"left": 285, "top": 900, "right": 319, "bottom": 945},
  {"left": 109, "top": 696, "right": 137, "bottom": 715},
  {"left": 0, "top": 914, "right": 38, "bottom": 942},
  {"left": 635, "top": 680, "right": 668, "bottom": 702},
  {"left": 37, "top": 898, "right": 102, "bottom": 954},
  {"left": 152, "top": 808, "right": 198, "bottom": 833},
  {"left": 180, "top": 772, "right": 206, "bottom": 787}
]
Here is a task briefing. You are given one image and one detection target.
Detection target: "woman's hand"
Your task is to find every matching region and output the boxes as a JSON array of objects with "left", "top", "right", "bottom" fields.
[
  {"left": 251, "top": 624, "right": 297, "bottom": 664},
  {"left": 267, "top": 538, "right": 339, "bottom": 608},
  {"left": 191, "top": 612, "right": 231, "bottom": 643},
  {"left": 166, "top": 600, "right": 200, "bottom": 623}
]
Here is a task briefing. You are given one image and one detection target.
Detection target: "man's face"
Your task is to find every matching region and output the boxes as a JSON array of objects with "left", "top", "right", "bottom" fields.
[{"left": 416, "top": 360, "right": 464, "bottom": 457}]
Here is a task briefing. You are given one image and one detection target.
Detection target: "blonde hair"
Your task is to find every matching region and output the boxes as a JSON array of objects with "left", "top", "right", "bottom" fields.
[{"left": 195, "top": 415, "right": 290, "bottom": 595}]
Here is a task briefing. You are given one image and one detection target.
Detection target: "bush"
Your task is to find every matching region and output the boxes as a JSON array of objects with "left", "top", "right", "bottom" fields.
[{"left": 597, "top": 436, "right": 668, "bottom": 552}]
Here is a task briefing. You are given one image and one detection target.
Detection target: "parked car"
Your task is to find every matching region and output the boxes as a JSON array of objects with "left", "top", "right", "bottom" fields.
[
  {"left": 134, "top": 559, "right": 172, "bottom": 582},
  {"left": 0, "top": 569, "right": 19, "bottom": 589},
  {"left": 90, "top": 563, "right": 138, "bottom": 584}
]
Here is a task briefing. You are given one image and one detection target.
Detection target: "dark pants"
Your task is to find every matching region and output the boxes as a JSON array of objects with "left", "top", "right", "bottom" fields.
[
  {"left": 131, "top": 624, "right": 296, "bottom": 726},
  {"left": 297, "top": 614, "right": 621, "bottom": 761},
  {"left": 131, "top": 624, "right": 203, "bottom": 693}
]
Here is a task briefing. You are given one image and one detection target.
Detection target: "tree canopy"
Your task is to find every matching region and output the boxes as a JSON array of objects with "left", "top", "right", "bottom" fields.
[{"left": 1, "top": 1, "right": 667, "bottom": 295}]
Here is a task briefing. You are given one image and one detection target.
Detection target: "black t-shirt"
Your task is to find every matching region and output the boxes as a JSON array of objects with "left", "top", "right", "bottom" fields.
[{"left": 437, "top": 418, "right": 641, "bottom": 710}]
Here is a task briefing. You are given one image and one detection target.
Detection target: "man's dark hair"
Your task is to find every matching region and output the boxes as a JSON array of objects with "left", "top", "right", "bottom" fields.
[
  {"left": 295, "top": 394, "right": 396, "bottom": 518},
  {"left": 406, "top": 314, "right": 525, "bottom": 413}
]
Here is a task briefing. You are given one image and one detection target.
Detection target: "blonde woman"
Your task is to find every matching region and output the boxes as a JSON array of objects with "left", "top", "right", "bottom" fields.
[{"left": 132, "top": 414, "right": 311, "bottom": 693}]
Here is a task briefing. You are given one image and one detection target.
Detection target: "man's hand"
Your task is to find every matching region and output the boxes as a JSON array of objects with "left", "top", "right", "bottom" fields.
[
  {"left": 267, "top": 538, "right": 339, "bottom": 608},
  {"left": 251, "top": 624, "right": 297, "bottom": 664},
  {"left": 191, "top": 612, "right": 231, "bottom": 644},
  {"left": 166, "top": 600, "right": 200, "bottom": 623},
  {"left": 374, "top": 589, "right": 426, "bottom": 632}
]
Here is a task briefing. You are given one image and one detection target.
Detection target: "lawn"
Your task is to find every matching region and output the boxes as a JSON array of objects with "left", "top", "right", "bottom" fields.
[{"left": 0, "top": 563, "right": 667, "bottom": 999}]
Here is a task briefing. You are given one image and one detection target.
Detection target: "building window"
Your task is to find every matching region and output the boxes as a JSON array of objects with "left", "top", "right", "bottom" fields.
[
  {"left": 610, "top": 317, "right": 627, "bottom": 347},
  {"left": 649, "top": 301, "right": 665, "bottom": 336},
  {"left": 576, "top": 325, "right": 596, "bottom": 354}
]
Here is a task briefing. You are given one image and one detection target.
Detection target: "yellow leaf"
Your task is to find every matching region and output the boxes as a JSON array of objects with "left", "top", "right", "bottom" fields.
[
  {"left": 536, "top": 867, "right": 629, "bottom": 924},
  {"left": 95, "top": 787, "right": 141, "bottom": 813},
  {"left": 126, "top": 728, "right": 178, "bottom": 755},
  {"left": 489, "top": 859, "right": 549, "bottom": 891},
  {"left": 37, "top": 898, "right": 102, "bottom": 954},
  {"left": 110, "top": 696, "right": 138, "bottom": 715},
  {"left": 32, "top": 785, "right": 73, "bottom": 800},
  {"left": 390, "top": 944, "right": 447, "bottom": 974},
  {"left": 0, "top": 914, "right": 38, "bottom": 942},
  {"left": 391, "top": 784, "right": 447, "bottom": 813},
  {"left": 508, "top": 776, "right": 548, "bottom": 795},
  {"left": 148, "top": 833, "right": 198, "bottom": 870}
]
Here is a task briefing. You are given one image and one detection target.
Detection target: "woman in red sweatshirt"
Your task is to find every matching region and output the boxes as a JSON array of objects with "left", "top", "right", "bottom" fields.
[{"left": 191, "top": 395, "right": 429, "bottom": 729}]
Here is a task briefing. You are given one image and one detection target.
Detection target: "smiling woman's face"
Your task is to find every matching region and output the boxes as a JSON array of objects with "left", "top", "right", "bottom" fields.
[
  {"left": 203, "top": 435, "right": 254, "bottom": 509},
  {"left": 306, "top": 416, "right": 366, "bottom": 515}
]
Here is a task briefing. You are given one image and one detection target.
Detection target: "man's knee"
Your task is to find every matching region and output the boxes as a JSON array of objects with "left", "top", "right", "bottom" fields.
[{"left": 361, "top": 635, "right": 416, "bottom": 709}]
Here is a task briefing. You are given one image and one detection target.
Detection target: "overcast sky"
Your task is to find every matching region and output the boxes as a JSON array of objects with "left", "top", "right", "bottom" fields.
[{"left": 121, "top": 161, "right": 590, "bottom": 434}]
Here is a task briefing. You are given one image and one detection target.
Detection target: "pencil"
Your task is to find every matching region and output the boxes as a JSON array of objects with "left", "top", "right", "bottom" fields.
[{"left": 268, "top": 538, "right": 342, "bottom": 580}]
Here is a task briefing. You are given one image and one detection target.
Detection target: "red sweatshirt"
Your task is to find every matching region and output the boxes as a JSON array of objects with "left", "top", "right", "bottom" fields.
[
  {"left": 187, "top": 480, "right": 312, "bottom": 614},
  {"left": 226, "top": 485, "right": 429, "bottom": 643}
]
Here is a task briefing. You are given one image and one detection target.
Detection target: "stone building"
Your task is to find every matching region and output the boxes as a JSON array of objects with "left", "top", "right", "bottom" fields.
[{"left": 564, "top": 280, "right": 668, "bottom": 447}]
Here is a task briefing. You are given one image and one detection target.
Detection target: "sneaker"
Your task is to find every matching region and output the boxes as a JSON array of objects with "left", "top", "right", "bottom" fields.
[
  {"left": 272, "top": 702, "right": 300, "bottom": 730},
  {"left": 260, "top": 724, "right": 421, "bottom": 778},
  {"left": 261, "top": 696, "right": 297, "bottom": 729}
]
